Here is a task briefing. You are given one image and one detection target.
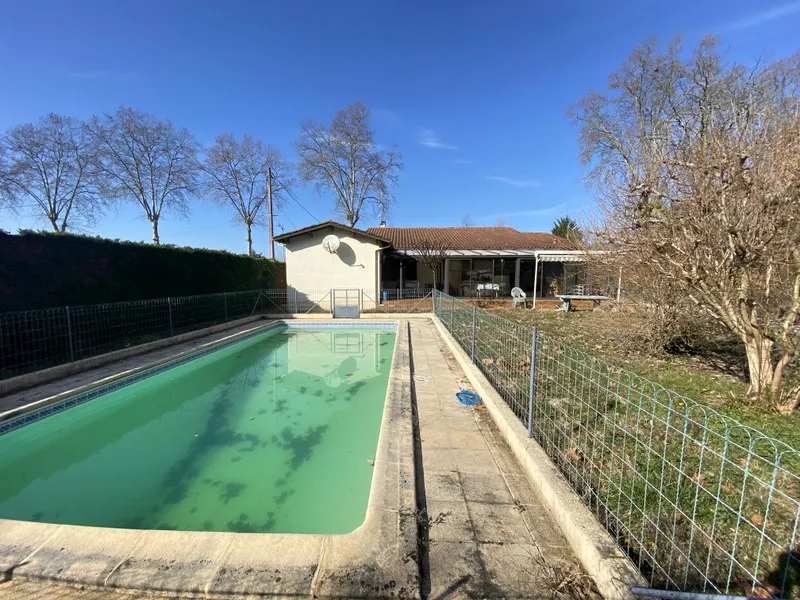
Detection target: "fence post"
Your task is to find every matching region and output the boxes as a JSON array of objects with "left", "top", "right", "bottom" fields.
[
  {"left": 65, "top": 306, "right": 75, "bottom": 362},
  {"left": 293, "top": 288, "right": 298, "bottom": 314},
  {"left": 223, "top": 293, "right": 228, "bottom": 322},
  {"left": 450, "top": 296, "right": 455, "bottom": 328},
  {"left": 167, "top": 298, "right": 174, "bottom": 336},
  {"left": 527, "top": 327, "right": 537, "bottom": 438},
  {"left": 471, "top": 305, "right": 477, "bottom": 363}
]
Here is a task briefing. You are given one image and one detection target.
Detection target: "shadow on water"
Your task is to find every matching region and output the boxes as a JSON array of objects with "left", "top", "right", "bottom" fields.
[
  {"left": 220, "top": 482, "right": 246, "bottom": 504},
  {"left": 158, "top": 374, "right": 268, "bottom": 507},
  {"left": 346, "top": 380, "right": 368, "bottom": 399},
  {"left": 226, "top": 511, "right": 277, "bottom": 533},
  {"left": 279, "top": 425, "right": 329, "bottom": 470},
  {"left": 273, "top": 488, "right": 296, "bottom": 506}
]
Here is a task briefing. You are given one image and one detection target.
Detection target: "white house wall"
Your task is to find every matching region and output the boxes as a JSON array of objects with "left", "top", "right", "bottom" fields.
[{"left": 282, "top": 230, "right": 381, "bottom": 300}]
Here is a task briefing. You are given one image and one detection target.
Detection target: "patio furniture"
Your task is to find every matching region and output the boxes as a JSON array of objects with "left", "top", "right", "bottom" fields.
[
  {"left": 477, "top": 283, "right": 500, "bottom": 298},
  {"left": 511, "top": 287, "right": 528, "bottom": 308},
  {"left": 555, "top": 293, "right": 608, "bottom": 312}
]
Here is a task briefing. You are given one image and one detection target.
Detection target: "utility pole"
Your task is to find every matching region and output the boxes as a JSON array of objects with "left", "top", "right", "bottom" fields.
[{"left": 267, "top": 166, "right": 275, "bottom": 260}]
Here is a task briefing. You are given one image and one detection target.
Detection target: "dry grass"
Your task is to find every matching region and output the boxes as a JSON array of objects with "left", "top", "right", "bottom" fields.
[{"left": 488, "top": 305, "right": 800, "bottom": 449}]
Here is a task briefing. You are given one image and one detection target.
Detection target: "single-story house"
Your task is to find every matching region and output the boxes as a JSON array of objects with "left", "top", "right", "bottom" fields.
[{"left": 274, "top": 220, "right": 607, "bottom": 304}]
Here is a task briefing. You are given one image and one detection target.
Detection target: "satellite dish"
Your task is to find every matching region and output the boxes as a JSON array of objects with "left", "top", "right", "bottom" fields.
[{"left": 322, "top": 235, "right": 340, "bottom": 254}]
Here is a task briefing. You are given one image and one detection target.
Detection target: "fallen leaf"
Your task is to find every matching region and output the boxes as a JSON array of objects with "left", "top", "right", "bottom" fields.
[
  {"left": 567, "top": 447, "right": 582, "bottom": 461},
  {"left": 751, "top": 514, "right": 764, "bottom": 527},
  {"left": 752, "top": 583, "right": 780, "bottom": 598}
]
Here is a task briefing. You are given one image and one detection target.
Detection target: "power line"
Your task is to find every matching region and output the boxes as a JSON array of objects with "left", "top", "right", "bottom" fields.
[{"left": 283, "top": 185, "right": 319, "bottom": 222}]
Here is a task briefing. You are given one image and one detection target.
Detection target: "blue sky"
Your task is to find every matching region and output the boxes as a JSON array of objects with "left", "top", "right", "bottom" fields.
[{"left": 1, "top": 0, "right": 799, "bottom": 257}]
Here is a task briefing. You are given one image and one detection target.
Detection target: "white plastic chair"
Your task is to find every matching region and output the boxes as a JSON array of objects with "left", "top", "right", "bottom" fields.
[{"left": 511, "top": 287, "right": 527, "bottom": 308}]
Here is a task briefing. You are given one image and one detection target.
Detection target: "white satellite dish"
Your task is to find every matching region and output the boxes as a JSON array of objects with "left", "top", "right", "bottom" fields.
[{"left": 322, "top": 234, "right": 340, "bottom": 253}]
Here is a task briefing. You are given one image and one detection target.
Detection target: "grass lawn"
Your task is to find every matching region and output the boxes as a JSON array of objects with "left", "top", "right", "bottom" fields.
[{"left": 488, "top": 305, "right": 800, "bottom": 449}]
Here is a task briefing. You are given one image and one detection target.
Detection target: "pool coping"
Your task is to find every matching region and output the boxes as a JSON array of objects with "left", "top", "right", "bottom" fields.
[{"left": 0, "top": 320, "right": 420, "bottom": 598}]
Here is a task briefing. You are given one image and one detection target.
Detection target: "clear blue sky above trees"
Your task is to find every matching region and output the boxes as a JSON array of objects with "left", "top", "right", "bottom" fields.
[{"left": 1, "top": 0, "right": 798, "bottom": 255}]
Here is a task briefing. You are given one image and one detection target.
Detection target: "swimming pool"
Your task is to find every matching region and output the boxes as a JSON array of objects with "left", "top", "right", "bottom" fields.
[{"left": 0, "top": 323, "right": 397, "bottom": 534}]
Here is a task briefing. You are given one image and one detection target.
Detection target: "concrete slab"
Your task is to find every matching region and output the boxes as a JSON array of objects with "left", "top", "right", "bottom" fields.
[
  {"left": 12, "top": 525, "right": 143, "bottom": 586},
  {"left": 423, "top": 471, "right": 463, "bottom": 502},
  {"left": 459, "top": 472, "right": 515, "bottom": 504}
]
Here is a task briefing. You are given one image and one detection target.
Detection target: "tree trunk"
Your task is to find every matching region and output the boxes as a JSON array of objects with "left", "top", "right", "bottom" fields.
[
  {"left": 246, "top": 222, "right": 253, "bottom": 255},
  {"left": 776, "top": 385, "right": 800, "bottom": 415},
  {"left": 743, "top": 335, "right": 775, "bottom": 397},
  {"left": 152, "top": 218, "right": 160, "bottom": 245}
]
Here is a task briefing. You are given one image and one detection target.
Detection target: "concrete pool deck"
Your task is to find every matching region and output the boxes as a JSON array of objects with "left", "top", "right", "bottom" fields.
[
  {"left": 0, "top": 320, "right": 420, "bottom": 598},
  {"left": 410, "top": 320, "right": 601, "bottom": 599}
]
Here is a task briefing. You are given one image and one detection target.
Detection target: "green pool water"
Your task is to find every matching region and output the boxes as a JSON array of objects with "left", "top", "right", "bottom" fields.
[{"left": 0, "top": 326, "right": 396, "bottom": 534}]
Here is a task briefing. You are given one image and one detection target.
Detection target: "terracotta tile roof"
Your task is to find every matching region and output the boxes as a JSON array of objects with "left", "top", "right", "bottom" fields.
[
  {"left": 273, "top": 220, "right": 391, "bottom": 244},
  {"left": 363, "top": 226, "right": 573, "bottom": 251}
]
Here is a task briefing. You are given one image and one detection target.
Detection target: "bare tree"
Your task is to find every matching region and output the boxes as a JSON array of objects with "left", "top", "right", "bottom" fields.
[
  {"left": 0, "top": 144, "right": 16, "bottom": 222},
  {"left": 89, "top": 107, "right": 199, "bottom": 244},
  {"left": 572, "top": 36, "right": 800, "bottom": 411},
  {"left": 202, "top": 133, "right": 293, "bottom": 255},
  {"left": 460, "top": 214, "right": 474, "bottom": 226},
  {"left": 410, "top": 239, "right": 449, "bottom": 290},
  {"left": 496, "top": 214, "right": 506, "bottom": 227},
  {"left": 296, "top": 102, "right": 402, "bottom": 227},
  {"left": 2, "top": 114, "right": 100, "bottom": 232}
]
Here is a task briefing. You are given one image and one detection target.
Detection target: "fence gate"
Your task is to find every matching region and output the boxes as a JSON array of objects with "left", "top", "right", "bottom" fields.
[{"left": 332, "top": 289, "right": 360, "bottom": 318}]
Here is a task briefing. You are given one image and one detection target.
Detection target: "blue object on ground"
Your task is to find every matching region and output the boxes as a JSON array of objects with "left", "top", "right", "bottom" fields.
[
  {"left": 382, "top": 291, "right": 389, "bottom": 301},
  {"left": 456, "top": 389, "right": 482, "bottom": 406}
]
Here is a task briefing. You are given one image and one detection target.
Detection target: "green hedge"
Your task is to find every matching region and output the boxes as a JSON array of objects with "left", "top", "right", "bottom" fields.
[{"left": 0, "top": 230, "right": 285, "bottom": 311}]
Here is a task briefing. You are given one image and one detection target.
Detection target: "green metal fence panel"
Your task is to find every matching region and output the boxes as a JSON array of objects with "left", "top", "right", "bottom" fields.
[{"left": 433, "top": 290, "right": 800, "bottom": 599}]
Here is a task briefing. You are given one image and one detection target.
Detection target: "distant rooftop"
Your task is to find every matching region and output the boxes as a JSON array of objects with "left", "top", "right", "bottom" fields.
[{"left": 364, "top": 226, "right": 573, "bottom": 251}]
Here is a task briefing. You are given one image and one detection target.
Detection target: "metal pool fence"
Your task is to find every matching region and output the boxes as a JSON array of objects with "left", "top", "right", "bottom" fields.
[
  {"left": 0, "top": 290, "right": 266, "bottom": 380},
  {"left": 432, "top": 290, "right": 800, "bottom": 600},
  {"left": 0, "top": 288, "right": 432, "bottom": 381}
]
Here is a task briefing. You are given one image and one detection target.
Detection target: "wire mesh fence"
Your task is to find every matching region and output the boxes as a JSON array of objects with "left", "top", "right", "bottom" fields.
[
  {"left": 0, "top": 290, "right": 266, "bottom": 381},
  {"left": 433, "top": 290, "right": 800, "bottom": 599},
  {"left": 260, "top": 289, "right": 334, "bottom": 314},
  {"left": 362, "top": 289, "right": 433, "bottom": 313},
  {"left": 1, "top": 288, "right": 434, "bottom": 382}
]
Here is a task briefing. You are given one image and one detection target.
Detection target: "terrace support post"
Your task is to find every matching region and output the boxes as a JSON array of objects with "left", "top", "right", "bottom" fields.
[
  {"left": 399, "top": 261, "right": 404, "bottom": 300},
  {"left": 527, "top": 327, "right": 537, "bottom": 438},
  {"left": 471, "top": 305, "right": 477, "bottom": 363},
  {"left": 167, "top": 298, "right": 174, "bottom": 337},
  {"left": 444, "top": 259, "right": 450, "bottom": 295},
  {"left": 65, "top": 306, "right": 75, "bottom": 362},
  {"left": 514, "top": 258, "right": 521, "bottom": 289},
  {"left": 223, "top": 293, "right": 228, "bottom": 322},
  {"left": 532, "top": 256, "right": 539, "bottom": 309}
]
